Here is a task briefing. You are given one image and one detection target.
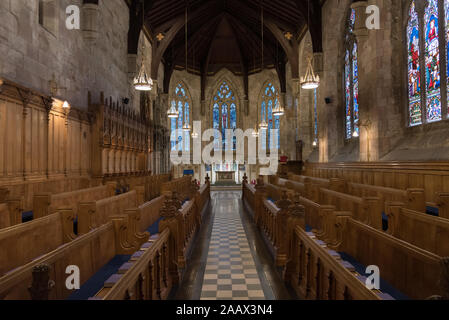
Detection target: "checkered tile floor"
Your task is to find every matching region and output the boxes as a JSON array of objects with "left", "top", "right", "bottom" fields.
[{"left": 201, "top": 192, "right": 266, "bottom": 300}]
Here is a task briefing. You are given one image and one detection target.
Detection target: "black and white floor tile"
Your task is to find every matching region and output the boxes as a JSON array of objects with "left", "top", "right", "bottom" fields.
[{"left": 200, "top": 192, "right": 266, "bottom": 300}]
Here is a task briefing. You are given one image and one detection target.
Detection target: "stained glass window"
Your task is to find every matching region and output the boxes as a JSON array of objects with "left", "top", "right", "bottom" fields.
[
  {"left": 170, "top": 83, "right": 191, "bottom": 151},
  {"left": 261, "top": 82, "right": 280, "bottom": 150},
  {"left": 406, "top": 0, "right": 448, "bottom": 126},
  {"left": 408, "top": 1, "right": 422, "bottom": 126},
  {"left": 212, "top": 81, "right": 237, "bottom": 151},
  {"left": 446, "top": 0, "right": 449, "bottom": 111},
  {"left": 424, "top": 0, "right": 441, "bottom": 122},
  {"left": 344, "top": 8, "right": 359, "bottom": 139}
]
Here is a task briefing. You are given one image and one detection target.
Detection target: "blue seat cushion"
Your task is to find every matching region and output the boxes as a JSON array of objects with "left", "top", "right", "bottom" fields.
[
  {"left": 22, "top": 211, "right": 33, "bottom": 223},
  {"left": 338, "top": 252, "right": 409, "bottom": 300},
  {"left": 67, "top": 255, "right": 131, "bottom": 300},
  {"left": 382, "top": 212, "right": 388, "bottom": 231},
  {"left": 426, "top": 206, "right": 439, "bottom": 217},
  {"left": 147, "top": 217, "right": 163, "bottom": 235}
]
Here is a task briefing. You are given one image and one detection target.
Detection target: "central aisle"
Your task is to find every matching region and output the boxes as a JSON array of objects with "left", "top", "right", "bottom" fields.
[
  {"left": 174, "top": 191, "right": 292, "bottom": 300},
  {"left": 200, "top": 192, "right": 265, "bottom": 300}
]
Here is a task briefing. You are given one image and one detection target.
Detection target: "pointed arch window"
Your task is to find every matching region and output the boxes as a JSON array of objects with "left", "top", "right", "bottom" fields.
[
  {"left": 261, "top": 82, "right": 281, "bottom": 150},
  {"left": 213, "top": 82, "right": 237, "bottom": 150},
  {"left": 344, "top": 8, "right": 360, "bottom": 139},
  {"left": 406, "top": 0, "right": 447, "bottom": 126},
  {"left": 170, "top": 83, "right": 191, "bottom": 152}
]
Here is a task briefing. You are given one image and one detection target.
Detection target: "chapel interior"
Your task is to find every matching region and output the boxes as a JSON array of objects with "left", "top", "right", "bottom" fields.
[{"left": 1, "top": 0, "right": 449, "bottom": 301}]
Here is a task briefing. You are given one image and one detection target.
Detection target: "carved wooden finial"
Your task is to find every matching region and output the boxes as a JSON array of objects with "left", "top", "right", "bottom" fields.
[
  {"left": 205, "top": 173, "right": 210, "bottom": 185},
  {"left": 243, "top": 173, "right": 248, "bottom": 184},
  {"left": 28, "top": 264, "right": 54, "bottom": 300},
  {"left": 288, "top": 193, "right": 306, "bottom": 218},
  {"left": 276, "top": 190, "right": 292, "bottom": 211}
]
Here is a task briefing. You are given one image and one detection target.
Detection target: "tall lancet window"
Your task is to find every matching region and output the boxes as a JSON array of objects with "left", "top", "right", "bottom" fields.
[
  {"left": 406, "top": 0, "right": 447, "bottom": 126},
  {"left": 344, "top": 8, "right": 359, "bottom": 139},
  {"left": 212, "top": 82, "right": 237, "bottom": 150},
  {"left": 424, "top": 0, "right": 441, "bottom": 122},
  {"left": 408, "top": 1, "right": 422, "bottom": 126},
  {"left": 260, "top": 82, "right": 281, "bottom": 150},
  {"left": 170, "top": 83, "right": 191, "bottom": 152}
]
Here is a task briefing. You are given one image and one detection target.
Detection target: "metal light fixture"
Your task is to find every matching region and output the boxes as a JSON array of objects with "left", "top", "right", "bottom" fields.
[
  {"left": 191, "top": 131, "right": 199, "bottom": 138},
  {"left": 312, "top": 139, "right": 318, "bottom": 147},
  {"left": 133, "top": 0, "right": 153, "bottom": 91},
  {"left": 300, "top": 0, "right": 320, "bottom": 90},
  {"left": 252, "top": 127, "right": 259, "bottom": 137},
  {"left": 259, "top": 119, "right": 268, "bottom": 130},
  {"left": 352, "top": 129, "right": 360, "bottom": 138},
  {"left": 62, "top": 101, "right": 70, "bottom": 109},
  {"left": 182, "top": 122, "right": 191, "bottom": 132},
  {"left": 272, "top": 99, "right": 285, "bottom": 117},
  {"left": 167, "top": 104, "right": 179, "bottom": 119},
  {"left": 258, "top": 4, "right": 270, "bottom": 131},
  {"left": 301, "top": 57, "right": 320, "bottom": 90}
]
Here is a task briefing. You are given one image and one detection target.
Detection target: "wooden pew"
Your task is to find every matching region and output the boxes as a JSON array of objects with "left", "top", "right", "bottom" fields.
[
  {"left": 346, "top": 182, "right": 425, "bottom": 213},
  {"left": 78, "top": 190, "right": 138, "bottom": 234},
  {"left": 335, "top": 217, "right": 443, "bottom": 300},
  {"left": 0, "top": 212, "right": 148, "bottom": 300},
  {"left": 1, "top": 177, "right": 95, "bottom": 213},
  {"left": 0, "top": 190, "right": 141, "bottom": 277},
  {"left": 93, "top": 229, "right": 171, "bottom": 300},
  {"left": 33, "top": 183, "right": 117, "bottom": 220},
  {"left": 258, "top": 194, "right": 305, "bottom": 268},
  {"left": 304, "top": 161, "right": 449, "bottom": 208},
  {"left": 242, "top": 181, "right": 256, "bottom": 216},
  {"left": 91, "top": 180, "right": 211, "bottom": 300},
  {"left": 386, "top": 202, "right": 449, "bottom": 257},
  {"left": 0, "top": 199, "right": 22, "bottom": 229},
  {"left": 0, "top": 212, "right": 67, "bottom": 277},
  {"left": 319, "top": 188, "right": 383, "bottom": 230},
  {"left": 160, "top": 176, "right": 192, "bottom": 199},
  {"left": 287, "top": 226, "right": 384, "bottom": 300}
]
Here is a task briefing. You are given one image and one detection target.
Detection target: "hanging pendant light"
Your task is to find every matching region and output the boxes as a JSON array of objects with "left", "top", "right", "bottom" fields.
[
  {"left": 191, "top": 131, "right": 199, "bottom": 138},
  {"left": 133, "top": 64, "right": 153, "bottom": 91},
  {"left": 300, "top": 0, "right": 320, "bottom": 90},
  {"left": 259, "top": 119, "right": 268, "bottom": 130},
  {"left": 181, "top": 6, "right": 191, "bottom": 131},
  {"left": 252, "top": 126, "right": 259, "bottom": 138},
  {"left": 167, "top": 103, "right": 179, "bottom": 119},
  {"left": 272, "top": 98, "right": 285, "bottom": 117},
  {"left": 134, "top": 0, "right": 153, "bottom": 91},
  {"left": 258, "top": 4, "right": 269, "bottom": 131},
  {"left": 182, "top": 122, "right": 191, "bottom": 132},
  {"left": 300, "top": 56, "right": 320, "bottom": 90}
]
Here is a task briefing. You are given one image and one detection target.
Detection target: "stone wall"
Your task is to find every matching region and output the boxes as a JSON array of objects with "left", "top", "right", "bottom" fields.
[
  {"left": 312, "top": 0, "right": 449, "bottom": 163},
  {"left": 0, "top": 0, "right": 130, "bottom": 110}
]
